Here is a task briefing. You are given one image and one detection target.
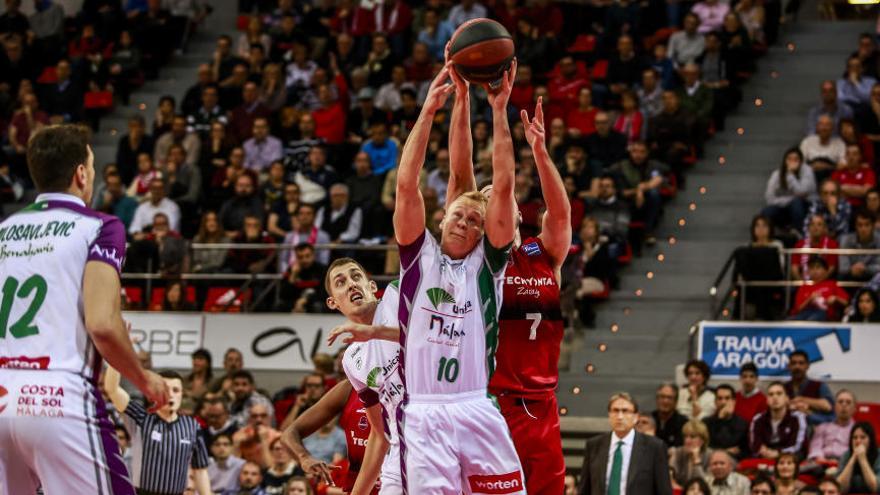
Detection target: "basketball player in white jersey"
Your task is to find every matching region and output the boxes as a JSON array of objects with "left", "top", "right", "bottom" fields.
[
  {"left": 392, "top": 61, "right": 525, "bottom": 494},
  {"left": 0, "top": 125, "right": 169, "bottom": 494}
]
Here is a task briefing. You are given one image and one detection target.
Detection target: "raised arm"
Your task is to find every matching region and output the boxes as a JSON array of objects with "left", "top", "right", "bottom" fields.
[
  {"left": 103, "top": 365, "right": 131, "bottom": 412},
  {"left": 485, "top": 60, "right": 518, "bottom": 249},
  {"left": 447, "top": 51, "right": 476, "bottom": 201},
  {"left": 394, "top": 66, "right": 454, "bottom": 246},
  {"left": 523, "top": 97, "right": 571, "bottom": 276},
  {"left": 280, "top": 380, "right": 351, "bottom": 485}
]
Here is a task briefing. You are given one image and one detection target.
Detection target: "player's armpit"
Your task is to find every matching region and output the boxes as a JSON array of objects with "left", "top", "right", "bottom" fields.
[{"left": 282, "top": 381, "right": 352, "bottom": 463}]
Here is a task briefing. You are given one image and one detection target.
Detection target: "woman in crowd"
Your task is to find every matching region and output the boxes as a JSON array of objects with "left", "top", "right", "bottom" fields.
[
  {"left": 773, "top": 453, "right": 805, "bottom": 495},
  {"left": 669, "top": 420, "right": 711, "bottom": 488},
  {"left": 762, "top": 147, "right": 816, "bottom": 231},
  {"left": 836, "top": 422, "right": 880, "bottom": 494},
  {"left": 192, "top": 211, "right": 230, "bottom": 274},
  {"left": 840, "top": 118, "right": 875, "bottom": 167},
  {"left": 845, "top": 289, "right": 880, "bottom": 323},
  {"left": 284, "top": 476, "right": 314, "bottom": 495},
  {"left": 567, "top": 87, "right": 599, "bottom": 137},
  {"left": 751, "top": 214, "right": 785, "bottom": 255},
  {"left": 570, "top": 216, "right": 614, "bottom": 328},
  {"left": 683, "top": 477, "right": 712, "bottom": 495},
  {"left": 184, "top": 348, "right": 213, "bottom": 400},
  {"left": 677, "top": 360, "right": 716, "bottom": 420},
  {"left": 613, "top": 90, "right": 644, "bottom": 144},
  {"left": 263, "top": 438, "right": 305, "bottom": 494},
  {"left": 237, "top": 15, "right": 271, "bottom": 59},
  {"left": 161, "top": 280, "right": 195, "bottom": 312},
  {"left": 153, "top": 95, "right": 176, "bottom": 137},
  {"left": 127, "top": 152, "right": 160, "bottom": 202},
  {"left": 260, "top": 63, "right": 288, "bottom": 112}
]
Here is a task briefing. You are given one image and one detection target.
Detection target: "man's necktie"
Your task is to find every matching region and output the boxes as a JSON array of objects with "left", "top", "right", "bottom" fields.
[{"left": 608, "top": 440, "right": 624, "bottom": 495}]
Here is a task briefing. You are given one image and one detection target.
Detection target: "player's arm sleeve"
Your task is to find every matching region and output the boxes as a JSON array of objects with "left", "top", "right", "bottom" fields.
[
  {"left": 88, "top": 216, "right": 127, "bottom": 274},
  {"left": 191, "top": 429, "right": 211, "bottom": 469},
  {"left": 399, "top": 231, "right": 428, "bottom": 272},
  {"left": 124, "top": 399, "right": 148, "bottom": 427},
  {"left": 342, "top": 355, "right": 380, "bottom": 408},
  {"left": 482, "top": 236, "right": 512, "bottom": 276},
  {"left": 373, "top": 281, "right": 400, "bottom": 327}
]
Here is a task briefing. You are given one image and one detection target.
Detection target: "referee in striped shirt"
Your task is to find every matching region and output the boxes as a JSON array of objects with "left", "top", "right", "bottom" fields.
[{"left": 106, "top": 367, "right": 212, "bottom": 494}]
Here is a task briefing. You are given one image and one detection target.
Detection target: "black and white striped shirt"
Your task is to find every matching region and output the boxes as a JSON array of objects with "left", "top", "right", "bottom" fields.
[{"left": 124, "top": 400, "right": 210, "bottom": 494}]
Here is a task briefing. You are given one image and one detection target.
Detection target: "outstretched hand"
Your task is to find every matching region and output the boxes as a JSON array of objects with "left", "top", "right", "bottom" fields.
[
  {"left": 485, "top": 58, "right": 517, "bottom": 111},
  {"left": 520, "top": 96, "right": 546, "bottom": 148},
  {"left": 423, "top": 65, "right": 455, "bottom": 114},
  {"left": 445, "top": 42, "right": 469, "bottom": 96},
  {"left": 327, "top": 322, "right": 377, "bottom": 346}
]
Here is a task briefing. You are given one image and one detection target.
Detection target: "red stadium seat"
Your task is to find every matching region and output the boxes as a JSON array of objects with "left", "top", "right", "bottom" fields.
[
  {"left": 122, "top": 286, "right": 143, "bottom": 308},
  {"left": 567, "top": 34, "right": 596, "bottom": 54},
  {"left": 148, "top": 286, "right": 197, "bottom": 311},
  {"left": 203, "top": 287, "right": 252, "bottom": 313},
  {"left": 590, "top": 60, "right": 609, "bottom": 81},
  {"left": 854, "top": 402, "right": 880, "bottom": 442}
]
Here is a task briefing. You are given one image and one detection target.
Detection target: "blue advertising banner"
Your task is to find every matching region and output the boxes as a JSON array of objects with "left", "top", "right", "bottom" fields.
[{"left": 698, "top": 321, "right": 879, "bottom": 381}]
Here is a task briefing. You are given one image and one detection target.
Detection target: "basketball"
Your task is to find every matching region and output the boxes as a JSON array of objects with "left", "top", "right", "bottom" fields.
[{"left": 448, "top": 18, "right": 515, "bottom": 85}]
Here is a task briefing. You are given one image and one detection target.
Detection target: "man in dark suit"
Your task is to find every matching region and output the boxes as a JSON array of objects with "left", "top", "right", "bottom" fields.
[{"left": 579, "top": 392, "right": 673, "bottom": 495}]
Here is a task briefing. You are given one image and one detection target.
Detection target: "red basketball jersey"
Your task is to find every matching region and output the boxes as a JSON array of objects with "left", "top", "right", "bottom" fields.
[
  {"left": 338, "top": 386, "right": 371, "bottom": 491},
  {"left": 489, "top": 237, "right": 563, "bottom": 398}
]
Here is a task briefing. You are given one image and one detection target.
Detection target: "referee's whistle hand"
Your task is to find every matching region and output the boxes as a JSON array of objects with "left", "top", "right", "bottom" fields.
[{"left": 143, "top": 370, "right": 171, "bottom": 413}]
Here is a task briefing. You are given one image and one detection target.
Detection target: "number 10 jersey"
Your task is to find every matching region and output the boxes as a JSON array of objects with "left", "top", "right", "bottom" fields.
[{"left": 397, "top": 231, "right": 510, "bottom": 398}]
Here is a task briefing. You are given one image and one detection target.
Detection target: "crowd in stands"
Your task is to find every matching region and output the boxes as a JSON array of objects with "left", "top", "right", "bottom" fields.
[
  {"left": 1, "top": 0, "right": 786, "bottom": 320},
  {"left": 728, "top": 32, "right": 880, "bottom": 322}
]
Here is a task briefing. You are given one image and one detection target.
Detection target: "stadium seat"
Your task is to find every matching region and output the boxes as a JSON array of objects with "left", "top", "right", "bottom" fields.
[
  {"left": 148, "top": 286, "right": 198, "bottom": 311},
  {"left": 855, "top": 402, "right": 880, "bottom": 442},
  {"left": 122, "top": 286, "right": 143, "bottom": 308},
  {"left": 203, "top": 287, "right": 252, "bottom": 313}
]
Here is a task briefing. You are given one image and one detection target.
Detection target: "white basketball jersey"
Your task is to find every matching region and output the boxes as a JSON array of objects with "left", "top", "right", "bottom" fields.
[
  {"left": 0, "top": 193, "right": 126, "bottom": 381},
  {"left": 342, "top": 281, "right": 403, "bottom": 446},
  {"left": 397, "top": 231, "right": 509, "bottom": 397}
]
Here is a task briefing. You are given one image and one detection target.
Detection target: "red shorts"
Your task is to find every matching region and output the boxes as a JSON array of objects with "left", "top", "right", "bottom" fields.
[{"left": 497, "top": 393, "right": 565, "bottom": 495}]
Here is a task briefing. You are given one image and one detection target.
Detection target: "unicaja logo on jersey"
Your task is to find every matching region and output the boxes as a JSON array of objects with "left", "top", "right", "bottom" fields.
[
  {"left": 426, "top": 287, "right": 455, "bottom": 309},
  {"left": 366, "top": 367, "right": 382, "bottom": 388}
]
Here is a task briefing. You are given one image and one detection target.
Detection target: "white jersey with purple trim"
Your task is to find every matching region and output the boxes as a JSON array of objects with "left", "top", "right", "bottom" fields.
[
  {"left": 342, "top": 281, "right": 404, "bottom": 491},
  {"left": 0, "top": 192, "right": 126, "bottom": 380},
  {"left": 397, "top": 231, "right": 509, "bottom": 397}
]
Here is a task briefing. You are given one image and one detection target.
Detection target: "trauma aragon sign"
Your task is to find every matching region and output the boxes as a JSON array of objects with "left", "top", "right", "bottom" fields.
[{"left": 697, "top": 321, "right": 879, "bottom": 381}]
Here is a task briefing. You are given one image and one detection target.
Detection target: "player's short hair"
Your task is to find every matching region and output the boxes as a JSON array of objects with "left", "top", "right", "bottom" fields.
[
  {"left": 324, "top": 257, "right": 368, "bottom": 294},
  {"left": 790, "top": 349, "right": 809, "bottom": 362},
  {"left": 740, "top": 362, "right": 758, "bottom": 376},
  {"left": 446, "top": 191, "right": 488, "bottom": 221},
  {"left": 608, "top": 392, "right": 639, "bottom": 413},
  {"left": 231, "top": 370, "right": 254, "bottom": 384},
  {"left": 715, "top": 384, "right": 735, "bottom": 397},
  {"left": 212, "top": 433, "right": 233, "bottom": 445},
  {"left": 27, "top": 125, "right": 91, "bottom": 192},
  {"left": 767, "top": 380, "right": 785, "bottom": 393},
  {"left": 158, "top": 370, "right": 183, "bottom": 382}
]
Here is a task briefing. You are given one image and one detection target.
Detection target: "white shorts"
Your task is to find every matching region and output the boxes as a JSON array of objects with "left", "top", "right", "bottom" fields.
[
  {"left": 0, "top": 369, "right": 134, "bottom": 495},
  {"left": 398, "top": 391, "right": 525, "bottom": 495},
  {"left": 380, "top": 441, "right": 403, "bottom": 494}
]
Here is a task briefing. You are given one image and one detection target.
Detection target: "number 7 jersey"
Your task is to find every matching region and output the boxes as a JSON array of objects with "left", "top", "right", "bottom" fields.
[
  {"left": 397, "top": 231, "right": 510, "bottom": 397},
  {"left": 0, "top": 193, "right": 126, "bottom": 379}
]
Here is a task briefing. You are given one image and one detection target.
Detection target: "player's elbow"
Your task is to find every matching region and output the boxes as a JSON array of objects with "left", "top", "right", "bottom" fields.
[{"left": 85, "top": 315, "right": 118, "bottom": 342}]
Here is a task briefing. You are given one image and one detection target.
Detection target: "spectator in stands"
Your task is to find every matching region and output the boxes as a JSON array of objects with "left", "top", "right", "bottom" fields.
[
  {"left": 300, "top": 145, "right": 339, "bottom": 194},
  {"left": 219, "top": 173, "right": 265, "bottom": 237},
  {"left": 807, "top": 81, "right": 854, "bottom": 135},
  {"left": 749, "top": 381, "right": 808, "bottom": 459},
  {"left": 704, "top": 450, "right": 750, "bottom": 495},
  {"left": 162, "top": 280, "right": 195, "bottom": 311},
  {"left": 230, "top": 81, "right": 272, "bottom": 143},
  {"left": 230, "top": 370, "right": 275, "bottom": 428},
  {"left": 793, "top": 214, "right": 839, "bottom": 280},
  {"left": 637, "top": 68, "right": 665, "bottom": 120},
  {"left": 607, "top": 35, "right": 645, "bottom": 98},
  {"left": 233, "top": 461, "right": 266, "bottom": 495},
  {"left": 667, "top": 14, "right": 705, "bottom": 67},
  {"left": 653, "top": 382, "right": 689, "bottom": 447},
  {"left": 301, "top": 416, "right": 347, "bottom": 466},
  {"left": 361, "top": 122, "right": 399, "bottom": 176},
  {"left": 704, "top": 384, "right": 749, "bottom": 458},
  {"left": 8, "top": 92, "right": 48, "bottom": 162},
  {"left": 165, "top": 144, "right": 202, "bottom": 218},
  {"left": 699, "top": 32, "right": 734, "bottom": 130},
  {"left": 750, "top": 214, "right": 784, "bottom": 257},
  {"left": 182, "top": 64, "right": 213, "bottom": 116},
  {"left": 564, "top": 474, "right": 578, "bottom": 495},
  {"left": 425, "top": 147, "right": 450, "bottom": 206},
  {"left": 647, "top": 91, "right": 691, "bottom": 186},
  {"left": 315, "top": 184, "right": 362, "bottom": 244},
  {"left": 785, "top": 350, "right": 834, "bottom": 424},
  {"left": 208, "top": 433, "right": 246, "bottom": 494},
  {"left": 153, "top": 96, "right": 177, "bottom": 137},
  {"left": 838, "top": 56, "right": 876, "bottom": 112},
  {"left": 669, "top": 420, "right": 711, "bottom": 487},
  {"left": 279, "top": 243, "right": 327, "bottom": 314},
  {"left": 839, "top": 210, "right": 880, "bottom": 281},
  {"left": 587, "top": 112, "right": 628, "bottom": 170},
  {"left": 95, "top": 172, "right": 138, "bottom": 230},
  {"left": 203, "top": 398, "right": 239, "bottom": 447},
  {"left": 187, "top": 84, "right": 227, "bottom": 138},
  {"left": 192, "top": 211, "right": 230, "bottom": 273},
  {"left": 677, "top": 63, "right": 714, "bottom": 139},
  {"left": 261, "top": 161, "right": 285, "bottom": 210},
  {"left": 578, "top": 392, "right": 672, "bottom": 495},
  {"left": 845, "top": 288, "right": 880, "bottom": 322},
  {"left": 649, "top": 44, "right": 677, "bottom": 91},
  {"left": 155, "top": 114, "right": 202, "bottom": 169},
  {"left": 244, "top": 117, "right": 283, "bottom": 173},
  {"left": 129, "top": 211, "right": 188, "bottom": 275},
  {"left": 40, "top": 59, "right": 82, "bottom": 122},
  {"left": 447, "top": 0, "right": 488, "bottom": 28},
  {"left": 805, "top": 179, "right": 852, "bottom": 240},
  {"left": 678, "top": 360, "right": 715, "bottom": 420},
  {"left": 734, "top": 363, "right": 767, "bottom": 425},
  {"left": 682, "top": 478, "right": 711, "bottom": 494},
  {"left": 609, "top": 141, "right": 668, "bottom": 244},
  {"left": 637, "top": 414, "right": 658, "bottom": 436},
  {"left": 762, "top": 147, "right": 816, "bottom": 231},
  {"left": 130, "top": 177, "right": 183, "bottom": 234},
  {"left": 262, "top": 438, "right": 303, "bottom": 492},
  {"left": 571, "top": 216, "right": 615, "bottom": 328},
  {"left": 614, "top": 91, "right": 645, "bottom": 144},
  {"left": 117, "top": 115, "right": 154, "bottom": 185},
  {"left": 346, "top": 151, "right": 383, "bottom": 213},
  {"left": 280, "top": 204, "right": 331, "bottom": 273},
  {"left": 801, "top": 114, "right": 847, "bottom": 182},
  {"left": 791, "top": 256, "right": 849, "bottom": 321},
  {"left": 208, "top": 348, "right": 244, "bottom": 398},
  {"left": 224, "top": 214, "right": 276, "bottom": 275},
  {"left": 836, "top": 422, "right": 880, "bottom": 494},
  {"left": 184, "top": 348, "right": 212, "bottom": 399},
  {"left": 839, "top": 142, "right": 877, "bottom": 203},
  {"left": 549, "top": 56, "right": 590, "bottom": 112},
  {"left": 266, "top": 183, "right": 300, "bottom": 238},
  {"left": 692, "top": 0, "right": 729, "bottom": 33},
  {"left": 809, "top": 390, "right": 857, "bottom": 462},
  {"left": 586, "top": 174, "right": 631, "bottom": 254},
  {"left": 417, "top": 8, "right": 453, "bottom": 61},
  {"left": 773, "top": 453, "right": 804, "bottom": 495}
]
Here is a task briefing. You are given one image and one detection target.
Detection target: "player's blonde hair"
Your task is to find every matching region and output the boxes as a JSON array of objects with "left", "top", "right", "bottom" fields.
[{"left": 447, "top": 190, "right": 488, "bottom": 218}]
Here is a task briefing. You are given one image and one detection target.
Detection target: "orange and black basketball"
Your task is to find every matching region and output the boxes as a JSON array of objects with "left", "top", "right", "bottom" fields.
[{"left": 448, "top": 18, "right": 515, "bottom": 85}]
